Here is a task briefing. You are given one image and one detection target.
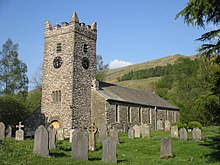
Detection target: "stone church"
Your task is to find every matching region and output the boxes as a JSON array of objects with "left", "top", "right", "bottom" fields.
[{"left": 25, "top": 13, "right": 179, "bottom": 137}]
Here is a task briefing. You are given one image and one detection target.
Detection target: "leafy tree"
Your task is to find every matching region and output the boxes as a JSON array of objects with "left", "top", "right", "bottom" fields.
[
  {"left": 96, "top": 55, "right": 109, "bottom": 81},
  {"left": 0, "top": 39, "right": 28, "bottom": 95},
  {"left": 176, "top": 0, "right": 220, "bottom": 56}
]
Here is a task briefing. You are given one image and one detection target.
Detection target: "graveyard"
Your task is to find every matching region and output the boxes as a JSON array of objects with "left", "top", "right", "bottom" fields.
[{"left": 0, "top": 126, "right": 219, "bottom": 165}]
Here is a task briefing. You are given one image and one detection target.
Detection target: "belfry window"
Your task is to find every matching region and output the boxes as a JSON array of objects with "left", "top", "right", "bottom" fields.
[
  {"left": 56, "top": 43, "right": 62, "bottom": 53},
  {"left": 52, "top": 90, "right": 61, "bottom": 103},
  {"left": 83, "top": 44, "right": 88, "bottom": 54}
]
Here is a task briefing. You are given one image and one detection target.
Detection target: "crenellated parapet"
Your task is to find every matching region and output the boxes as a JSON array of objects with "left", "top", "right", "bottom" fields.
[{"left": 44, "top": 12, "right": 97, "bottom": 40}]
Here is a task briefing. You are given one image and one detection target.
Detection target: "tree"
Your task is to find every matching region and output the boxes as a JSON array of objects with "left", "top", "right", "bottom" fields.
[
  {"left": 30, "top": 64, "right": 43, "bottom": 90},
  {"left": 176, "top": 0, "right": 220, "bottom": 56},
  {"left": 96, "top": 55, "right": 109, "bottom": 81},
  {"left": 0, "top": 39, "right": 28, "bottom": 95}
]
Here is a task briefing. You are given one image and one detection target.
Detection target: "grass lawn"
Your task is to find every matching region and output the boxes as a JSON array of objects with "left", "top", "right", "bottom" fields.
[{"left": 0, "top": 126, "right": 220, "bottom": 165}]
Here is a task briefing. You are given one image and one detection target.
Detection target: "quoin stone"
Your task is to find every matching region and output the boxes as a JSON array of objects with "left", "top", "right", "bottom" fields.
[
  {"left": 164, "top": 120, "right": 171, "bottom": 131},
  {"left": 71, "top": 129, "right": 88, "bottom": 160},
  {"left": 33, "top": 125, "right": 49, "bottom": 157},
  {"left": 171, "top": 125, "right": 178, "bottom": 138},
  {"left": 160, "top": 138, "right": 172, "bottom": 158},
  {"left": 0, "top": 122, "right": 5, "bottom": 140},
  {"left": 88, "top": 123, "right": 97, "bottom": 151},
  {"left": 192, "top": 128, "right": 201, "bottom": 141},
  {"left": 133, "top": 125, "right": 140, "bottom": 138},
  {"left": 48, "top": 126, "right": 56, "bottom": 149},
  {"left": 179, "top": 128, "right": 187, "bottom": 141},
  {"left": 128, "top": 128, "right": 135, "bottom": 139},
  {"left": 102, "top": 136, "right": 117, "bottom": 163},
  {"left": 15, "top": 122, "right": 24, "bottom": 141}
]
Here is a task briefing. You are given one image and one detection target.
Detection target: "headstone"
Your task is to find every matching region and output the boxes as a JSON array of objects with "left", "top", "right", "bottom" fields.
[
  {"left": 160, "top": 138, "right": 172, "bottom": 158},
  {"left": 192, "top": 127, "right": 201, "bottom": 141},
  {"left": 141, "top": 124, "right": 150, "bottom": 138},
  {"left": 48, "top": 126, "right": 56, "bottom": 149},
  {"left": 69, "top": 129, "right": 75, "bottom": 143},
  {"left": 179, "top": 128, "right": 187, "bottom": 141},
  {"left": 123, "top": 123, "right": 129, "bottom": 132},
  {"left": 128, "top": 128, "right": 135, "bottom": 139},
  {"left": 5, "top": 126, "right": 12, "bottom": 138},
  {"left": 98, "top": 123, "right": 107, "bottom": 142},
  {"left": 110, "top": 128, "right": 119, "bottom": 144},
  {"left": 102, "top": 136, "right": 117, "bottom": 163},
  {"left": 171, "top": 125, "right": 178, "bottom": 138},
  {"left": 133, "top": 125, "right": 140, "bottom": 138},
  {"left": 15, "top": 122, "right": 24, "bottom": 141},
  {"left": 33, "top": 125, "right": 49, "bottom": 157},
  {"left": 0, "top": 122, "right": 5, "bottom": 140},
  {"left": 57, "top": 128, "right": 64, "bottom": 140},
  {"left": 72, "top": 129, "right": 88, "bottom": 160},
  {"left": 157, "top": 119, "right": 164, "bottom": 131},
  {"left": 164, "top": 120, "right": 171, "bottom": 131},
  {"left": 88, "top": 123, "right": 97, "bottom": 151}
]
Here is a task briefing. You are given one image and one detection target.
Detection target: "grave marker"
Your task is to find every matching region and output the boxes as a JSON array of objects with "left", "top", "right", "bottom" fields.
[
  {"left": 171, "top": 125, "right": 178, "bottom": 138},
  {"left": 160, "top": 138, "right": 172, "bottom": 158},
  {"left": 5, "top": 126, "right": 12, "bottom": 138},
  {"left": 48, "top": 126, "right": 56, "bottom": 149},
  {"left": 179, "top": 128, "right": 187, "bottom": 141},
  {"left": 164, "top": 120, "right": 171, "bottom": 131},
  {"left": 102, "top": 136, "right": 117, "bottom": 163},
  {"left": 133, "top": 125, "right": 140, "bottom": 138},
  {"left": 0, "top": 122, "right": 5, "bottom": 140},
  {"left": 15, "top": 122, "right": 24, "bottom": 141},
  {"left": 192, "top": 128, "right": 201, "bottom": 141},
  {"left": 128, "top": 128, "right": 135, "bottom": 139},
  {"left": 88, "top": 123, "right": 97, "bottom": 151}
]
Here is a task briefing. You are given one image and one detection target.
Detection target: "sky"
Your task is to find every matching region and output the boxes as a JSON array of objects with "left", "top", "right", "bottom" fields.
[{"left": 0, "top": 0, "right": 208, "bottom": 88}]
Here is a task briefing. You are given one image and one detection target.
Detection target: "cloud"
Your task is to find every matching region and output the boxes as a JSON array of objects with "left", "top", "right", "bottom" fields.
[{"left": 109, "top": 59, "right": 133, "bottom": 69}]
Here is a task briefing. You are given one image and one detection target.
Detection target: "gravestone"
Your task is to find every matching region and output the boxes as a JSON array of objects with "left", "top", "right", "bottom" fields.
[
  {"left": 192, "top": 128, "right": 201, "bottom": 141},
  {"left": 69, "top": 129, "right": 75, "bottom": 143},
  {"left": 72, "top": 129, "right": 88, "bottom": 160},
  {"left": 141, "top": 124, "right": 150, "bottom": 138},
  {"left": 33, "top": 125, "right": 49, "bottom": 157},
  {"left": 5, "top": 126, "right": 12, "bottom": 138},
  {"left": 15, "top": 122, "right": 24, "bottom": 141},
  {"left": 160, "top": 138, "right": 172, "bottom": 158},
  {"left": 171, "top": 125, "right": 178, "bottom": 138},
  {"left": 102, "top": 136, "right": 117, "bottom": 163},
  {"left": 57, "top": 128, "right": 64, "bottom": 140},
  {"left": 157, "top": 119, "right": 164, "bottom": 131},
  {"left": 98, "top": 123, "right": 107, "bottom": 142},
  {"left": 88, "top": 123, "right": 97, "bottom": 151},
  {"left": 128, "top": 128, "right": 135, "bottom": 139},
  {"left": 110, "top": 128, "right": 119, "bottom": 144},
  {"left": 179, "top": 128, "right": 187, "bottom": 141},
  {"left": 133, "top": 125, "right": 140, "bottom": 138},
  {"left": 48, "top": 126, "right": 56, "bottom": 149},
  {"left": 164, "top": 120, "right": 171, "bottom": 131},
  {"left": 123, "top": 123, "right": 129, "bottom": 132},
  {"left": 0, "top": 122, "right": 5, "bottom": 140}
]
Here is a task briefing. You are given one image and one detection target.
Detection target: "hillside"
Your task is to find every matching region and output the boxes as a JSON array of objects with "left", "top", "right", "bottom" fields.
[{"left": 105, "top": 54, "right": 194, "bottom": 83}]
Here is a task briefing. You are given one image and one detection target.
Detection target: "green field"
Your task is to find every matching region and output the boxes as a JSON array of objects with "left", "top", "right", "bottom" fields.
[{"left": 0, "top": 126, "right": 220, "bottom": 165}]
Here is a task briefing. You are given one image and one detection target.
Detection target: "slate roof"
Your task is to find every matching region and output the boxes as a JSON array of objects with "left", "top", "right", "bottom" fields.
[{"left": 97, "top": 82, "right": 179, "bottom": 110}]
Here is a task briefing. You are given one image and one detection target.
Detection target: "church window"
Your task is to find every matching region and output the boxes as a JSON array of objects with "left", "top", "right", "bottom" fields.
[
  {"left": 138, "top": 107, "right": 142, "bottom": 124},
  {"left": 58, "top": 90, "right": 61, "bottom": 102},
  {"left": 127, "top": 107, "right": 132, "bottom": 123},
  {"left": 52, "top": 91, "right": 55, "bottom": 103},
  {"left": 115, "top": 105, "right": 119, "bottom": 123},
  {"left": 148, "top": 108, "right": 151, "bottom": 124},
  {"left": 83, "top": 44, "right": 88, "bottom": 54},
  {"left": 56, "top": 43, "right": 62, "bottom": 53},
  {"left": 55, "top": 91, "right": 58, "bottom": 103}
]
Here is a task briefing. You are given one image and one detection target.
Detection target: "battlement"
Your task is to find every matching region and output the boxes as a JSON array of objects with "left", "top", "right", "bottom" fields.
[{"left": 45, "top": 12, "right": 97, "bottom": 32}]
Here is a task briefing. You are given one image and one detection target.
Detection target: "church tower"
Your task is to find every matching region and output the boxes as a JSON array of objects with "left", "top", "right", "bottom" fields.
[{"left": 41, "top": 13, "right": 97, "bottom": 136}]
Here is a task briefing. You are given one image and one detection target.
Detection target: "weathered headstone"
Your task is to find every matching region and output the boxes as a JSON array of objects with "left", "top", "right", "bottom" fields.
[
  {"left": 5, "top": 126, "right": 12, "bottom": 138},
  {"left": 157, "top": 119, "right": 164, "bottom": 131},
  {"left": 33, "top": 125, "right": 49, "bottom": 157},
  {"left": 123, "top": 123, "right": 129, "bottom": 132},
  {"left": 164, "top": 120, "right": 171, "bottom": 131},
  {"left": 128, "top": 128, "right": 135, "bottom": 139},
  {"left": 160, "top": 138, "right": 172, "bottom": 158},
  {"left": 179, "top": 128, "right": 187, "bottom": 141},
  {"left": 48, "top": 126, "right": 56, "bottom": 149},
  {"left": 57, "top": 128, "right": 64, "bottom": 140},
  {"left": 192, "top": 127, "right": 201, "bottom": 141},
  {"left": 15, "top": 122, "right": 24, "bottom": 141},
  {"left": 69, "top": 129, "right": 75, "bottom": 143},
  {"left": 110, "top": 127, "right": 119, "bottom": 144},
  {"left": 141, "top": 124, "right": 150, "bottom": 138},
  {"left": 71, "top": 129, "right": 88, "bottom": 160},
  {"left": 88, "top": 123, "right": 97, "bottom": 151},
  {"left": 133, "top": 125, "right": 140, "bottom": 138},
  {"left": 0, "top": 122, "right": 5, "bottom": 140},
  {"left": 171, "top": 125, "right": 178, "bottom": 138},
  {"left": 98, "top": 123, "right": 107, "bottom": 142},
  {"left": 102, "top": 136, "right": 117, "bottom": 163}
]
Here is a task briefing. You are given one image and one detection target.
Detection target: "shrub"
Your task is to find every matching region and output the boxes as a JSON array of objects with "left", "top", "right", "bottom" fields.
[
  {"left": 172, "top": 122, "right": 187, "bottom": 129},
  {"left": 188, "top": 121, "right": 202, "bottom": 129}
]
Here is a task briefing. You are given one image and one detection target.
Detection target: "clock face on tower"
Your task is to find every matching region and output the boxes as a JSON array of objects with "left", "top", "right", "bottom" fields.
[
  {"left": 53, "top": 56, "right": 63, "bottom": 68},
  {"left": 82, "top": 57, "right": 90, "bottom": 69}
]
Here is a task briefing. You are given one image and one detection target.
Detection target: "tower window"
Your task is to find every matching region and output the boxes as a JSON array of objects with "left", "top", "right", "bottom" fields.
[
  {"left": 52, "top": 90, "right": 61, "bottom": 103},
  {"left": 83, "top": 44, "right": 88, "bottom": 54},
  {"left": 56, "top": 43, "right": 62, "bottom": 53}
]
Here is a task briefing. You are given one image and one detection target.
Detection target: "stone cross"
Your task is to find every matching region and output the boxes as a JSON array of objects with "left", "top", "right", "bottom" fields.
[
  {"left": 71, "top": 129, "right": 88, "bottom": 160},
  {"left": 33, "top": 125, "right": 49, "bottom": 157},
  {"left": 48, "top": 126, "right": 56, "bottom": 149},
  {"left": 179, "top": 128, "right": 187, "bottom": 141},
  {"left": 0, "top": 122, "right": 5, "bottom": 140},
  {"left": 5, "top": 126, "right": 12, "bottom": 138},
  {"left": 15, "top": 122, "right": 24, "bottom": 141},
  {"left": 192, "top": 127, "right": 201, "bottom": 141},
  {"left": 164, "top": 120, "right": 171, "bottom": 131},
  {"left": 88, "top": 123, "right": 97, "bottom": 151},
  {"left": 160, "top": 138, "right": 172, "bottom": 158},
  {"left": 133, "top": 125, "right": 140, "bottom": 138},
  {"left": 102, "top": 136, "right": 117, "bottom": 163},
  {"left": 171, "top": 125, "right": 178, "bottom": 138},
  {"left": 128, "top": 128, "right": 135, "bottom": 139}
]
